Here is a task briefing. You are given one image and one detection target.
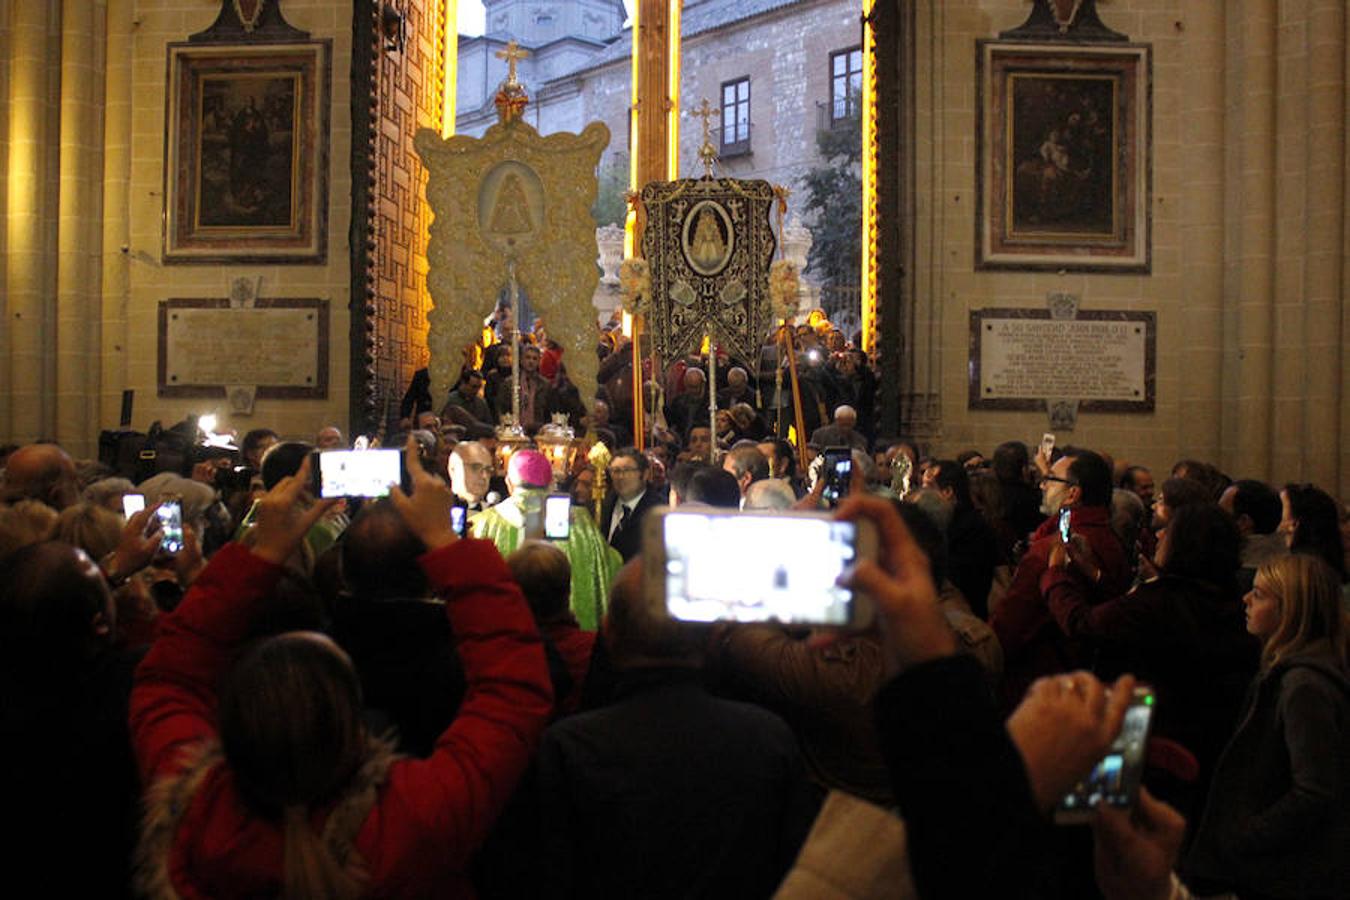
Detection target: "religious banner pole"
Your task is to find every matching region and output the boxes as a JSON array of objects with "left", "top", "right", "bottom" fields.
[
  {"left": 707, "top": 336, "right": 718, "bottom": 462},
  {"left": 508, "top": 258, "right": 522, "bottom": 425},
  {"left": 631, "top": 309, "right": 645, "bottom": 450},
  {"left": 781, "top": 325, "right": 809, "bottom": 472}
]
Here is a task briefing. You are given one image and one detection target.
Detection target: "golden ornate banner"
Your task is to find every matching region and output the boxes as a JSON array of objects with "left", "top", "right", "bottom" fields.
[
  {"left": 415, "top": 119, "right": 609, "bottom": 405},
  {"left": 640, "top": 178, "right": 777, "bottom": 364}
]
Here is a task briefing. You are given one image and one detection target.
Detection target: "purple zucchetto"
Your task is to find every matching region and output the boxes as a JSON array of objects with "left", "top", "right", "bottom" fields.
[{"left": 507, "top": 449, "right": 553, "bottom": 489}]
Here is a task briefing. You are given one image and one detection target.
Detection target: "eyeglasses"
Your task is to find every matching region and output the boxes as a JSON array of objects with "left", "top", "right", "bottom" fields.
[
  {"left": 1042, "top": 475, "right": 1077, "bottom": 486},
  {"left": 609, "top": 465, "right": 640, "bottom": 475}
]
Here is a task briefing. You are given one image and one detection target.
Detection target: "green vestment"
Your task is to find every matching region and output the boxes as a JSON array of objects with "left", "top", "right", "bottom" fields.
[{"left": 470, "top": 490, "right": 621, "bottom": 631}]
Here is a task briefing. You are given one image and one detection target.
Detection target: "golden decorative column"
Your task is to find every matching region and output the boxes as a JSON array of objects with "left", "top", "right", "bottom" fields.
[{"left": 626, "top": 0, "right": 680, "bottom": 447}]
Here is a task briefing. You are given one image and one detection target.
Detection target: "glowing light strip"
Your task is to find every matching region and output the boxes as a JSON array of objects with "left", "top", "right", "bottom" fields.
[
  {"left": 441, "top": 0, "right": 459, "bottom": 138},
  {"left": 624, "top": 1, "right": 642, "bottom": 258},
  {"left": 860, "top": 0, "right": 879, "bottom": 353},
  {"left": 666, "top": 0, "right": 681, "bottom": 178}
]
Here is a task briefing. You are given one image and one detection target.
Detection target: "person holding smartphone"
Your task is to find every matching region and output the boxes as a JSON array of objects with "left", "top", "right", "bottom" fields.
[
  {"left": 1040, "top": 503, "right": 1258, "bottom": 818},
  {"left": 130, "top": 449, "right": 553, "bottom": 899}
]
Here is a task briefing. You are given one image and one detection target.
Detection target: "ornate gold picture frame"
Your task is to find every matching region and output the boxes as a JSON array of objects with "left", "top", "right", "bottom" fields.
[
  {"left": 163, "top": 40, "right": 330, "bottom": 264},
  {"left": 976, "top": 40, "right": 1151, "bottom": 273}
]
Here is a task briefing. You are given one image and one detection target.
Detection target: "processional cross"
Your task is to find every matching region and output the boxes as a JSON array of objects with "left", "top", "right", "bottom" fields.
[
  {"left": 691, "top": 98, "right": 720, "bottom": 176},
  {"left": 495, "top": 40, "right": 530, "bottom": 86}
]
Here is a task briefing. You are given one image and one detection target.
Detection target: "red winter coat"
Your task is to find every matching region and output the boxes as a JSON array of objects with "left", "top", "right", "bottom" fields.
[{"left": 130, "top": 539, "right": 553, "bottom": 899}]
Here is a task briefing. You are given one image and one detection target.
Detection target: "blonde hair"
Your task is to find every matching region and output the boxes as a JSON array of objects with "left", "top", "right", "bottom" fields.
[
  {"left": 0, "top": 500, "right": 59, "bottom": 559},
  {"left": 1256, "top": 554, "right": 1348, "bottom": 671},
  {"left": 54, "top": 503, "right": 123, "bottom": 561},
  {"left": 282, "top": 806, "right": 364, "bottom": 900}
]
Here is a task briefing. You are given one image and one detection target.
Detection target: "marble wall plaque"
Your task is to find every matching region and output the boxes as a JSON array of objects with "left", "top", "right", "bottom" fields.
[
  {"left": 158, "top": 298, "right": 329, "bottom": 399},
  {"left": 969, "top": 308, "right": 1155, "bottom": 412}
]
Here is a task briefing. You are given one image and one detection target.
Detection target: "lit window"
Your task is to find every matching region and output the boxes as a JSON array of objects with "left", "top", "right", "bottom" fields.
[
  {"left": 830, "top": 47, "right": 863, "bottom": 124},
  {"left": 720, "top": 77, "right": 751, "bottom": 156}
]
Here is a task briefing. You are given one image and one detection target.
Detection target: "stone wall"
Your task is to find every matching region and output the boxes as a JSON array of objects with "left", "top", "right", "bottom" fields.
[
  {"left": 0, "top": 1, "right": 356, "bottom": 451},
  {"left": 112, "top": 0, "right": 354, "bottom": 443},
  {"left": 908, "top": 0, "right": 1350, "bottom": 494}
]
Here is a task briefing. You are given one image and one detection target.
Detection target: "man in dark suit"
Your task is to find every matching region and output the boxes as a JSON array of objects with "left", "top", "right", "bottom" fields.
[
  {"left": 600, "top": 447, "right": 663, "bottom": 561},
  {"left": 535, "top": 560, "right": 817, "bottom": 898}
]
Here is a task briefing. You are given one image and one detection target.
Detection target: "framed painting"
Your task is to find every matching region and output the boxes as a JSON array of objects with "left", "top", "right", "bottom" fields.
[
  {"left": 976, "top": 40, "right": 1151, "bottom": 273},
  {"left": 163, "top": 40, "right": 330, "bottom": 264}
]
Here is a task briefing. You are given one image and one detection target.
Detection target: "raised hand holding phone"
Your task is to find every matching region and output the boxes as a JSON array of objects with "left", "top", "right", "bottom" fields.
[
  {"left": 388, "top": 434, "right": 459, "bottom": 551},
  {"left": 1006, "top": 671, "right": 1136, "bottom": 813},
  {"left": 250, "top": 458, "right": 340, "bottom": 565},
  {"left": 103, "top": 503, "right": 164, "bottom": 585},
  {"left": 835, "top": 495, "right": 957, "bottom": 675}
]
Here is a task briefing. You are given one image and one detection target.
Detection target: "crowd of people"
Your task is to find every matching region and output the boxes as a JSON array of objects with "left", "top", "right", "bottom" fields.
[{"left": 2, "top": 312, "right": 1348, "bottom": 899}]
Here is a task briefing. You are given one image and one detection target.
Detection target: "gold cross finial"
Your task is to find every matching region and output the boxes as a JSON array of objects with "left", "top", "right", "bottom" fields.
[
  {"left": 691, "top": 98, "right": 721, "bottom": 177},
  {"left": 496, "top": 40, "right": 530, "bottom": 86},
  {"left": 692, "top": 98, "right": 719, "bottom": 146}
]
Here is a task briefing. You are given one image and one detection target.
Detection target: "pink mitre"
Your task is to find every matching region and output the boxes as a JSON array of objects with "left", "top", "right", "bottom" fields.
[{"left": 508, "top": 449, "right": 553, "bottom": 488}]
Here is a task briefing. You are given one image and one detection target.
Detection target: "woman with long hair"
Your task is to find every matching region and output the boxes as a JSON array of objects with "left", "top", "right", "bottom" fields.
[
  {"left": 1184, "top": 554, "right": 1349, "bottom": 899},
  {"left": 131, "top": 448, "right": 552, "bottom": 898}
]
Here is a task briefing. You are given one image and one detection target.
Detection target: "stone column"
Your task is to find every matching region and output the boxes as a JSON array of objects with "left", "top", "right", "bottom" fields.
[
  {"left": 1301, "top": 0, "right": 1345, "bottom": 491},
  {"left": 1178, "top": 0, "right": 1225, "bottom": 465},
  {"left": 1222, "top": 0, "right": 1348, "bottom": 494},
  {"left": 100, "top": 0, "right": 133, "bottom": 432},
  {"left": 4, "top": 2, "right": 60, "bottom": 442},
  {"left": 56, "top": 0, "right": 106, "bottom": 457},
  {"left": 1222, "top": 0, "right": 1278, "bottom": 481}
]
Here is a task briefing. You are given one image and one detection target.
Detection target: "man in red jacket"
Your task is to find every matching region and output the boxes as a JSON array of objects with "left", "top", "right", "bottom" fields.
[
  {"left": 991, "top": 449, "right": 1131, "bottom": 710},
  {"left": 130, "top": 444, "right": 552, "bottom": 898}
]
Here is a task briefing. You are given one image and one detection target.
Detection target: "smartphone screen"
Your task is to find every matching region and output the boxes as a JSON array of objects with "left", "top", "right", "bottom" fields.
[
  {"left": 1055, "top": 687, "right": 1155, "bottom": 823},
  {"left": 316, "top": 448, "right": 401, "bottom": 499},
  {"left": 544, "top": 495, "right": 571, "bottom": 541},
  {"left": 821, "top": 448, "right": 853, "bottom": 507},
  {"left": 651, "top": 509, "right": 871, "bottom": 626},
  {"left": 156, "top": 500, "right": 184, "bottom": 555},
  {"left": 121, "top": 493, "right": 146, "bottom": 519},
  {"left": 1040, "top": 433, "right": 1056, "bottom": 458},
  {"left": 451, "top": 505, "right": 469, "bottom": 538},
  {"left": 1058, "top": 507, "right": 1072, "bottom": 544}
]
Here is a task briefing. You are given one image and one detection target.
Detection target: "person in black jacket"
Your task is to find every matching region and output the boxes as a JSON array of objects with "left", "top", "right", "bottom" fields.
[
  {"left": 923, "top": 459, "right": 1000, "bottom": 619},
  {"left": 535, "top": 560, "right": 818, "bottom": 898},
  {"left": 598, "top": 448, "right": 663, "bottom": 562}
]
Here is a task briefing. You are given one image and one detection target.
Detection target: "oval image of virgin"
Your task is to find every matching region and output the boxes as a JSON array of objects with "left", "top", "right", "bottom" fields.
[
  {"left": 478, "top": 161, "right": 546, "bottom": 255},
  {"left": 681, "top": 200, "right": 734, "bottom": 276}
]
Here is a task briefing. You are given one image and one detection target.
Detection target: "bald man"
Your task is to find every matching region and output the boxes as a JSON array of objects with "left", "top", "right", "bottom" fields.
[
  {"left": 315, "top": 426, "right": 345, "bottom": 450},
  {"left": 716, "top": 366, "right": 756, "bottom": 411},
  {"left": 666, "top": 367, "right": 708, "bottom": 439},
  {"left": 1, "top": 443, "right": 80, "bottom": 510},
  {"left": 807, "top": 405, "right": 869, "bottom": 453}
]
